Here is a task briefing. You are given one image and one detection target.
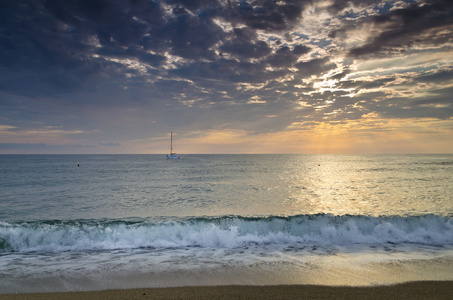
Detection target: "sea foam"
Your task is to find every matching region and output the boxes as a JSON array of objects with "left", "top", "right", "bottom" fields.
[{"left": 1, "top": 214, "right": 452, "bottom": 253}]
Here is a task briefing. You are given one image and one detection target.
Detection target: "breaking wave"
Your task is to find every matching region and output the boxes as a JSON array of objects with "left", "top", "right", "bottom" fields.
[{"left": 1, "top": 214, "right": 452, "bottom": 253}]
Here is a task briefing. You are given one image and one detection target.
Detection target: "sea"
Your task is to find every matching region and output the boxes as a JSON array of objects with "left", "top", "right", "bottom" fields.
[{"left": 1, "top": 154, "right": 453, "bottom": 293}]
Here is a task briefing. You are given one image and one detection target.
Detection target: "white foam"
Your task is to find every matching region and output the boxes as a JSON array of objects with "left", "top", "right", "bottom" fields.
[{"left": 1, "top": 215, "right": 453, "bottom": 253}]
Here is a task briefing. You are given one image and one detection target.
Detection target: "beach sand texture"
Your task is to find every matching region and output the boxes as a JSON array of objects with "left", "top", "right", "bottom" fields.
[{"left": 1, "top": 282, "right": 453, "bottom": 300}]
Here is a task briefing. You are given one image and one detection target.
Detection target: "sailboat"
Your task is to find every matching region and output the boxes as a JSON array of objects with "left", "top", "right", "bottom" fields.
[{"left": 166, "top": 132, "right": 180, "bottom": 159}]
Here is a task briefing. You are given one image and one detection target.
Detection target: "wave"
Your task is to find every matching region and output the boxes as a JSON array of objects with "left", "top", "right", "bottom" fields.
[{"left": 1, "top": 214, "right": 453, "bottom": 253}]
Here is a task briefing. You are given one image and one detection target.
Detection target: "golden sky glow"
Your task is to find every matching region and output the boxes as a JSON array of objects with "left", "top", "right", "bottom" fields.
[{"left": 126, "top": 115, "right": 453, "bottom": 154}]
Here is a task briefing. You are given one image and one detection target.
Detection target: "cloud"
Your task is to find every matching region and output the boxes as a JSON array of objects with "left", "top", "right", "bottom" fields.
[
  {"left": 0, "top": 0, "right": 314, "bottom": 101},
  {"left": 0, "top": 0, "right": 452, "bottom": 153},
  {"left": 330, "top": 0, "right": 453, "bottom": 58},
  {"left": 0, "top": 143, "right": 95, "bottom": 154},
  {"left": 220, "top": 30, "right": 272, "bottom": 59},
  {"left": 296, "top": 57, "right": 337, "bottom": 78},
  {"left": 0, "top": 125, "right": 16, "bottom": 131},
  {"left": 224, "top": 0, "right": 306, "bottom": 31},
  {"left": 99, "top": 142, "right": 121, "bottom": 147}
]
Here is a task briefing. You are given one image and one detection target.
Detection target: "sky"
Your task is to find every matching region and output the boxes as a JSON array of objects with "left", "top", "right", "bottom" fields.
[{"left": 1, "top": 0, "right": 453, "bottom": 154}]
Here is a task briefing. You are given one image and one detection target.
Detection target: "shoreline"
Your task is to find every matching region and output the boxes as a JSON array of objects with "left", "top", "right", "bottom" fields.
[{"left": 1, "top": 281, "right": 453, "bottom": 300}]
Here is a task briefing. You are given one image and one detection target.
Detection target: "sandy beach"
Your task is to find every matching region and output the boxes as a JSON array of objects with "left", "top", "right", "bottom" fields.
[{"left": 1, "top": 282, "right": 453, "bottom": 300}]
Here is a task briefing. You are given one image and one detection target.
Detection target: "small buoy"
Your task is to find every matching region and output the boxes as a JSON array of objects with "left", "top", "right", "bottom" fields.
[{"left": 77, "top": 164, "right": 80, "bottom": 167}]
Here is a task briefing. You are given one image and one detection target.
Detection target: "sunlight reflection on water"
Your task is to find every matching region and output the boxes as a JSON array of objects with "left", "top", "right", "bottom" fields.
[{"left": 279, "top": 155, "right": 453, "bottom": 217}]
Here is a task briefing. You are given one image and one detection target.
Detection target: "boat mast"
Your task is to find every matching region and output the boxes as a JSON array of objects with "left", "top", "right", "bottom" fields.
[{"left": 170, "top": 132, "right": 174, "bottom": 155}]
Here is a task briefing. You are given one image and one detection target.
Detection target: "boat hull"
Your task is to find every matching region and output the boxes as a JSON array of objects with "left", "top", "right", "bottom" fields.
[{"left": 166, "top": 154, "right": 180, "bottom": 159}]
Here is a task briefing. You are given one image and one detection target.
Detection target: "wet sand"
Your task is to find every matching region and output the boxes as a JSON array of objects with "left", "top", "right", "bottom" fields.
[{"left": 1, "top": 281, "right": 452, "bottom": 300}]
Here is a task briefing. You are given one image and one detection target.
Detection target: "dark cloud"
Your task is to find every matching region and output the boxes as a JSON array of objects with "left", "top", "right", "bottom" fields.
[
  {"left": 166, "top": 0, "right": 219, "bottom": 12},
  {"left": 169, "top": 58, "right": 288, "bottom": 85},
  {"left": 0, "top": 0, "right": 313, "bottom": 99},
  {"left": 412, "top": 86, "right": 453, "bottom": 107},
  {"left": 266, "top": 46, "right": 300, "bottom": 68},
  {"left": 337, "top": 1, "right": 453, "bottom": 57},
  {"left": 292, "top": 44, "right": 311, "bottom": 55},
  {"left": 220, "top": 38, "right": 272, "bottom": 60},
  {"left": 160, "top": 13, "right": 223, "bottom": 60},
  {"left": 414, "top": 68, "right": 453, "bottom": 85},
  {"left": 295, "top": 57, "right": 336, "bottom": 78},
  {"left": 225, "top": 0, "right": 307, "bottom": 31},
  {"left": 44, "top": 0, "right": 157, "bottom": 46},
  {"left": 0, "top": 1, "right": 89, "bottom": 70},
  {"left": 327, "top": 0, "right": 381, "bottom": 14}
]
